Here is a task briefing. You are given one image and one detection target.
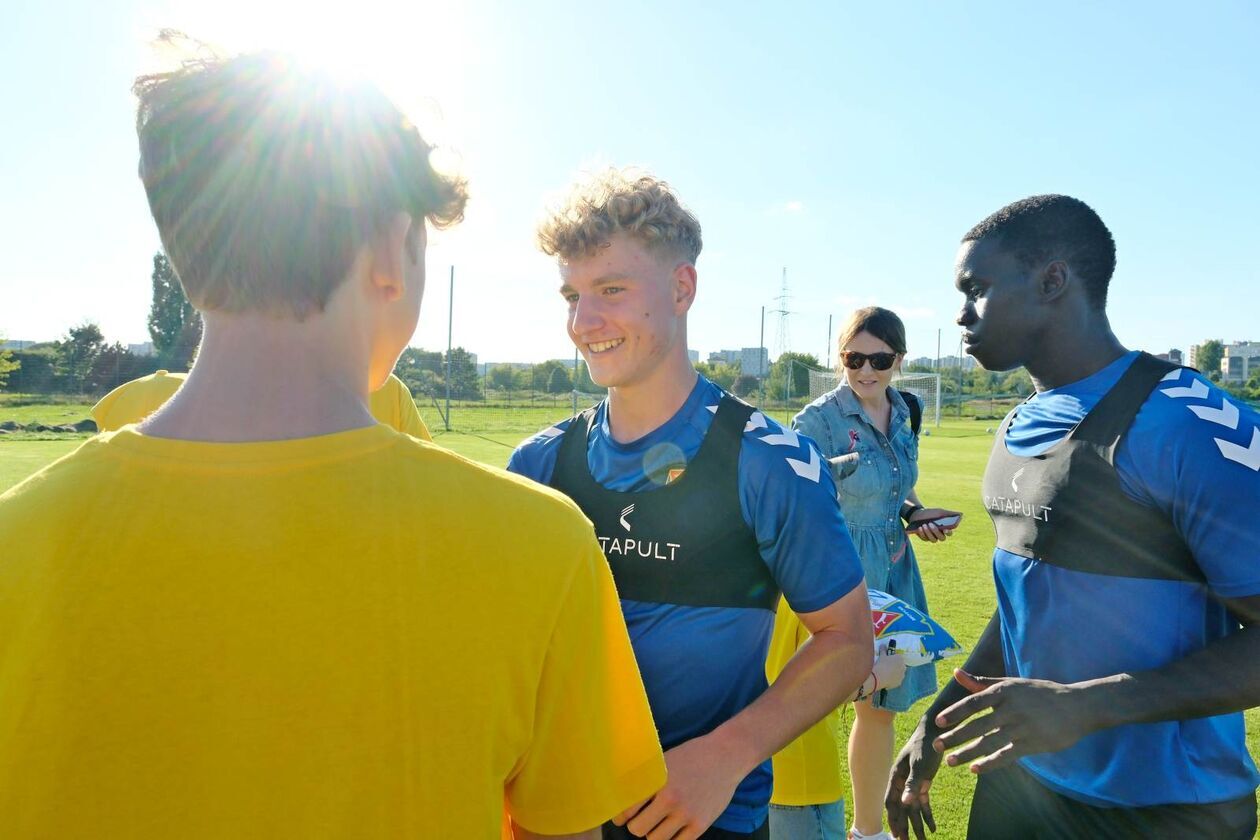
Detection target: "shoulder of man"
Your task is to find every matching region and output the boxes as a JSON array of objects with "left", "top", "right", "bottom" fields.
[
  {"left": 732, "top": 404, "right": 828, "bottom": 488},
  {"left": 507, "top": 415, "right": 581, "bottom": 484},
  {"left": 1133, "top": 368, "right": 1260, "bottom": 475}
]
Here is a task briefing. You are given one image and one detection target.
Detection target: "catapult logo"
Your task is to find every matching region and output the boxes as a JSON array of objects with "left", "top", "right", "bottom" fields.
[
  {"left": 620, "top": 504, "right": 635, "bottom": 531},
  {"left": 1011, "top": 466, "right": 1025, "bottom": 493}
]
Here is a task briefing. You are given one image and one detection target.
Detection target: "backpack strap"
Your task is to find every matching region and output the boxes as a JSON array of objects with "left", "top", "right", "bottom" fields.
[{"left": 899, "top": 390, "right": 922, "bottom": 437}]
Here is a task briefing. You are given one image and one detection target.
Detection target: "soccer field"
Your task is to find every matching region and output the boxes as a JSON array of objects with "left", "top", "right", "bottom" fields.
[{"left": 1, "top": 417, "right": 1257, "bottom": 836}]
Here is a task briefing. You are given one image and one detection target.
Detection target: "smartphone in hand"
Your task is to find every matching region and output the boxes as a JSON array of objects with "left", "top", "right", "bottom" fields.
[{"left": 905, "top": 513, "right": 962, "bottom": 532}]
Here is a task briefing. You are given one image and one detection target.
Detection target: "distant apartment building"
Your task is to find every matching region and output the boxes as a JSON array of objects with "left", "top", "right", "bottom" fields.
[
  {"left": 705, "top": 347, "right": 769, "bottom": 376},
  {"left": 1222, "top": 341, "right": 1260, "bottom": 384},
  {"left": 688, "top": 349, "right": 700, "bottom": 364},
  {"left": 127, "top": 342, "right": 156, "bottom": 357},
  {"left": 1152, "top": 348, "right": 1183, "bottom": 366},
  {"left": 905, "top": 354, "right": 975, "bottom": 372},
  {"left": 741, "top": 347, "right": 769, "bottom": 377}
]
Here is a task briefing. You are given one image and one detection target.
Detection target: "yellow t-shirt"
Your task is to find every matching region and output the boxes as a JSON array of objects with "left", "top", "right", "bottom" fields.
[
  {"left": 0, "top": 427, "right": 664, "bottom": 837},
  {"left": 91, "top": 370, "right": 432, "bottom": 441},
  {"left": 766, "top": 596, "right": 845, "bottom": 806}
]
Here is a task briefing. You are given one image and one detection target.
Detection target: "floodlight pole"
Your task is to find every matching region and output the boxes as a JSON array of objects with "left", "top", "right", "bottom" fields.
[{"left": 826, "top": 314, "right": 833, "bottom": 369}]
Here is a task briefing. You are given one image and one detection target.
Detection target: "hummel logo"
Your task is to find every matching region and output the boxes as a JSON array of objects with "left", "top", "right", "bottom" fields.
[
  {"left": 1011, "top": 466, "right": 1025, "bottom": 493},
  {"left": 620, "top": 504, "right": 635, "bottom": 531}
]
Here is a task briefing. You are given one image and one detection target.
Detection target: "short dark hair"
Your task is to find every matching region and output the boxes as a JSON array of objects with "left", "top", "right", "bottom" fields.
[
  {"left": 962, "top": 195, "right": 1115, "bottom": 308},
  {"left": 134, "top": 42, "right": 468, "bottom": 319},
  {"left": 837, "top": 306, "right": 907, "bottom": 365}
]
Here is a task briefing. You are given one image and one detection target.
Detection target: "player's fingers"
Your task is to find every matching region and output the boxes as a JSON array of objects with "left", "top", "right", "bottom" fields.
[
  {"left": 935, "top": 713, "right": 1000, "bottom": 751},
  {"left": 645, "top": 812, "right": 688, "bottom": 840},
  {"left": 945, "top": 729, "right": 1009, "bottom": 766},
  {"left": 613, "top": 798, "right": 649, "bottom": 826},
  {"left": 934, "top": 693, "right": 998, "bottom": 731},
  {"left": 625, "top": 797, "right": 669, "bottom": 836},
  {"left": 907, "top": 804, "right": 929, "bottom": 840},
  {"left": 969, "top": 741, "right": 1019, "bottom": 774}
]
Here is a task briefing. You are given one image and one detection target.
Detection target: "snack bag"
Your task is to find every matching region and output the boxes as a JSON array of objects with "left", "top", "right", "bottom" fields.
[{"left": 869, "top": 588, "right": 964, "bottom": 666}]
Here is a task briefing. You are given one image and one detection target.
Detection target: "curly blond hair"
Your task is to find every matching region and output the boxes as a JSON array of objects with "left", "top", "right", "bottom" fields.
[{"left": 537, "top": 168, "right": 702, "bottom": 263}]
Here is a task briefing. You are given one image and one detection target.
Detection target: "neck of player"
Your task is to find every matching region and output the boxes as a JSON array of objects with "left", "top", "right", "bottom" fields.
[
  {"left": 139, "top": 310, "right": 377, "bottom": 443},
  {"left": 603, "top": 349, "right": 699, "bottom": 444},
  {"left": 1025, "top": 311, "right": 1129, "bottom": 393}
]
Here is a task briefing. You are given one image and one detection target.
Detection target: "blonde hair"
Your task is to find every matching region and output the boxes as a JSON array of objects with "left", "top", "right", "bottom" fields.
[
  {"left": 134, "top": 45, "right": 467, "bottom": 319},
  {"left": 536, "top": 168, "right": 702, "bottom": 263}
]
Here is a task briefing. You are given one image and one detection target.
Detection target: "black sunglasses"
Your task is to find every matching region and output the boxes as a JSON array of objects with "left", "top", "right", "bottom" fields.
[{"left": 841, "top": 351, "right": 898, "bottom": 371}]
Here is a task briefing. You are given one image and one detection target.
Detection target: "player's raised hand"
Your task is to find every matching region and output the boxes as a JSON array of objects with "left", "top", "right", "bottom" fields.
[
  {"left": 885, "top": 720, "right": 940, "bottom": 840},
  {"left": 933, "top": 670, "right": 1105, "bottom": 774}
]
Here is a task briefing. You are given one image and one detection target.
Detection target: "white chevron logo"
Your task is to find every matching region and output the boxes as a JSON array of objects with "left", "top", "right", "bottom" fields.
[
  {"left": 1189, "top": 397, "right": 1240, "bottom": 430},
  {"left": 1160, "top": 369, "right": 1183, "bottom": 383},
  {"left": 620, "top": 504, "right": 635, "bottom": 531},
  {"left": 786, "top": 447, "right": 822, "bottom": 482},
  {"left": 1161, "top": 378, "right": 1209, "bottom": 400},
  {"left": 760, "top": 428, "right": 801, "bottom": 448},
  {"left": 1011, "top": 466, "right": 1026, "bottom": 493},
  {"left": 1216, "top": 428, "right": 1260, "bottom": 472},
  {"left": 538, "top": 426, "right": 564, "bottom": 439},
  {"left": 706, "top": 405, "right": 768, "bottom": 433}
]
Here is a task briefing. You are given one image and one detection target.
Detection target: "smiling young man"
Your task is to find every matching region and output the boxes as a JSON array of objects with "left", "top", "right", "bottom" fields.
[
  {"left": 0, "top": 54, "right": 664, "bottom": 839},
  {"left": 508, "top": 169, "right": 875, "bottom": 840},
  {"left": 885, "top": 195, "right": 1260, "bottom": 840}
]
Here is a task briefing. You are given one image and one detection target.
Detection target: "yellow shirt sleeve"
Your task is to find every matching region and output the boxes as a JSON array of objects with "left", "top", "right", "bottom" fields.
[{"left": 506, "top": 541, "right": 665, "bottom": 834}]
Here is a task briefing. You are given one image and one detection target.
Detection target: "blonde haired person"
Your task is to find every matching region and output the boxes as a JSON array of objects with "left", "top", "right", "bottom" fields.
[
  {"left": 770, "top": 307, "right": 960, "bottom": 840},
  {"left": 510, "top": 168, "right": 875, "bottom": 840},
  {"left": 0, "top": 50, "right": 663, "bottom": 839}
]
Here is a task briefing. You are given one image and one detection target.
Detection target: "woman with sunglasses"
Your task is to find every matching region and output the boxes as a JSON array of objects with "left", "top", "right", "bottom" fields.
[{"left": 767, "top": 306, "right": 960, "bottom": 840}]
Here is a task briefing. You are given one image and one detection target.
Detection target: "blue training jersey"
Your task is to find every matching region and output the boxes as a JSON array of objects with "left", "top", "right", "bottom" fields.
[
  {"left": 508, "top": 376, "right": 865, "bottom": 832},
  {"left": 998, "top": 350, "right": 1260, "bottom": 807}
]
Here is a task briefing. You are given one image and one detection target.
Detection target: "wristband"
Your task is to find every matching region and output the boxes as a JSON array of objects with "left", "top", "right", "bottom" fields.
[
  {"left": 900, "top": 502, "right": 924, "bottom": 525},
  {"left": 854, "top": 670, "right": 877, "bottom": 703}
]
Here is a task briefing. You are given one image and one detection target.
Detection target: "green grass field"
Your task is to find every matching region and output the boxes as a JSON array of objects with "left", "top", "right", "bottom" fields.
[{"left": 1, "top": 408, "right": 1257, "bottom": 837}]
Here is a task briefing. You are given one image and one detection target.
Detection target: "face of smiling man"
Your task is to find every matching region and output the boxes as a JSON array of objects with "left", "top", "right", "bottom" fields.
[{"left": 559, "top": 232, "right": 696, "bottom": 393}]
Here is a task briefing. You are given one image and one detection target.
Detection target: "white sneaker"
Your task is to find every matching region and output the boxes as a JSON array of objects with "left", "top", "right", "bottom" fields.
[{"left": 848, "top": 829, "right": 893, "bottom": 840}]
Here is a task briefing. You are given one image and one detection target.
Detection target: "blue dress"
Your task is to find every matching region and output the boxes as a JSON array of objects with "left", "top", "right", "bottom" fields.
[{"left": 792, "top": 385, "right": 937, "bottom": 712}]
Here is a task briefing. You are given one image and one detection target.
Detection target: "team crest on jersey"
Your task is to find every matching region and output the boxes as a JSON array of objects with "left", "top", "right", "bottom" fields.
[{"left": 667, "top": 467, "right": 685, "bottom": 484}]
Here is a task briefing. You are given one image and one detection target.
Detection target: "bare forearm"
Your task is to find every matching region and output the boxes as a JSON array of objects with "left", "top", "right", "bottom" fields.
[
  {"left": 1089, "top": 623, "right": 1260, "bottom": 729},
  {"left": 710, "top": 618, "right": 871, "bottom": 776},
  {"left": 922, "top": 611, "right": 1005, "bottom": 739}
]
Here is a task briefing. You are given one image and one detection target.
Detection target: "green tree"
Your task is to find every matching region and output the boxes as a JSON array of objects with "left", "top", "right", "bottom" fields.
[
  {"left": 394, "top": 347, "right": 444, "bottom": 395},
  {"left": 1000, "top": 368, "right": 1034, "bottom": 396},
  {"left": 489, "top": 364, "right": 525, "bottom": 393},
  {"left": 531, "top": 360, "right": 568, "bottom": 393},
  {"left": 0, "top": 336, "right": 19, "bottom": 390},
  {"left": 87, "top": 343, "right": 160, "bottom": 393},
  {"left": 696, "top": 361, "right": 738, "bottom": 390},
  {"left": 731, "top": 374, "right": 759, "bottom": 397},
  {"left": 444, "top": 348, "right": 482, "bottom": 400},
  {"left": 767, "top": 352, "right": 820, "bottom": 401},
  {"left": 148, "top": 252, "right": 202, "bottom": 370},
  {"left": 57, "top": 322, "right": 106, "bottom": 393},
  {"left": 573, "top": 360, "right": 606, "bottom": 394},
  {"left": 547, "top": 365, "right": 572, "bottom": 394},
  {"left": 1196, "top": 340, "right": 1223, "bottom": 377}
]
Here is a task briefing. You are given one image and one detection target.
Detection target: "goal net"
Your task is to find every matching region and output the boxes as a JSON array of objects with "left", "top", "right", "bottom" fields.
[{"left": 806, "top": 370, "right": 941, "bottom": 427}]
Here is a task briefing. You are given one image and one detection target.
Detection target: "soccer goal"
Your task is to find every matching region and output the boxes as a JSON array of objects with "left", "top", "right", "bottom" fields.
[{"left": 806, "top": 369, "right": 942, "bottom": 427}]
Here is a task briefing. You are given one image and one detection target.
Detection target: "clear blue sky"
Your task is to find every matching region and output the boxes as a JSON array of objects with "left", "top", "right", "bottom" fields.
[{"left": 2, "top": 0, "right": 1256, "bottom": 366}]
